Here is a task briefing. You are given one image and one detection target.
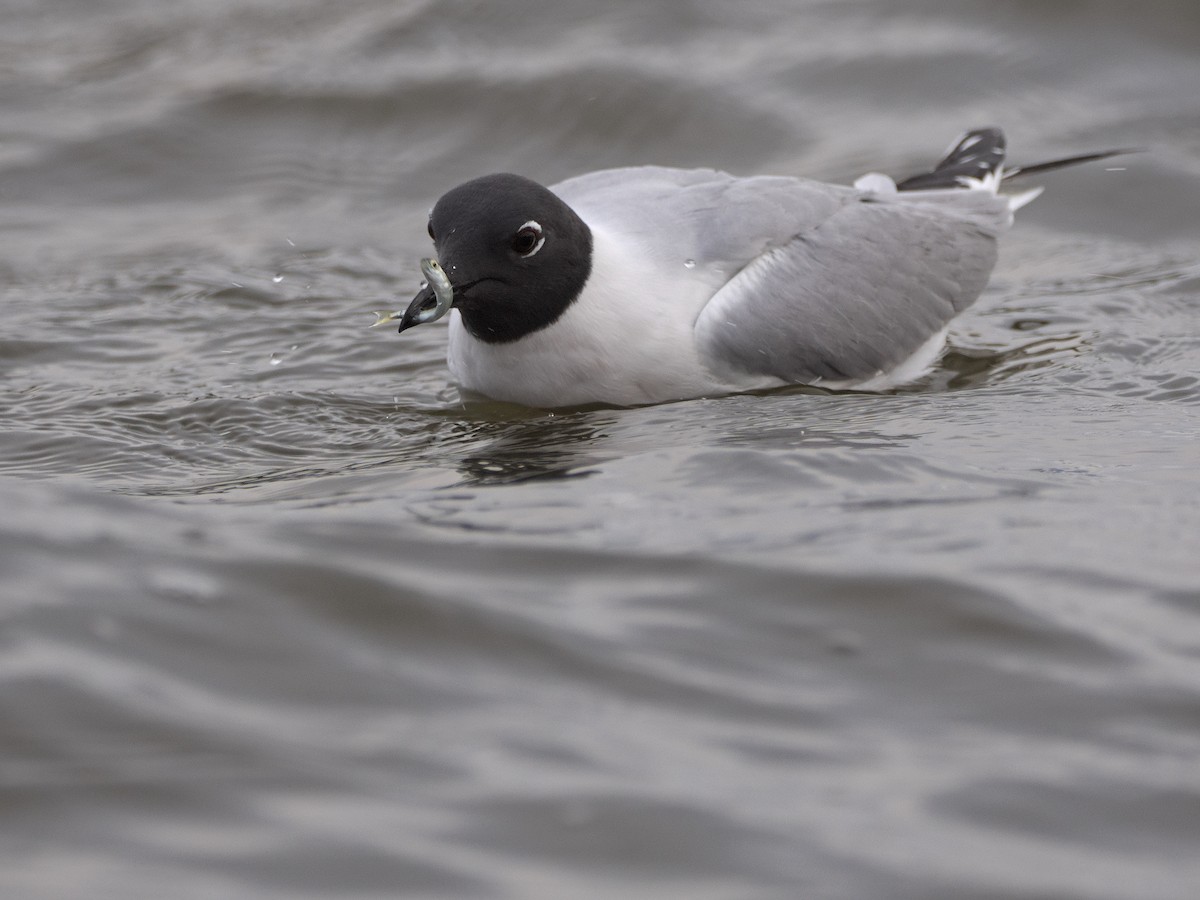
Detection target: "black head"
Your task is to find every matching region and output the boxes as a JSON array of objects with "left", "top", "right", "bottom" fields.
[{"left": 400, "top": 173, "right": 593, "bottom": 344}]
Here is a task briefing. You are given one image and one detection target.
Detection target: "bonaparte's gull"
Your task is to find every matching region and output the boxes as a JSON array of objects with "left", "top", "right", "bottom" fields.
[{"left": 390, "top": 128, "right": 1124, "bottom": 408}]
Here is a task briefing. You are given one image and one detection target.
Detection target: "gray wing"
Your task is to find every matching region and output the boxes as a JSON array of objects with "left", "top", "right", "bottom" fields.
[
  {"left": 693, "top": 188, "right": 1010, "bottom": 383},
  {"left": 553, "top": 166, "right": 854, "bottom": 277}
]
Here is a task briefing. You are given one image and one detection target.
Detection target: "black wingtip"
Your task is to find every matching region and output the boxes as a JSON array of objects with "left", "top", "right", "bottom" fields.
[
  {"left": 1002, "top": 147, "right": 1143, "bottom": 180},
  {"left": 896, "top": 127, "right": 1007, "bottom": 192},
  {"left": 896, "top": 130, "right": 1142, "bottom": 191}
]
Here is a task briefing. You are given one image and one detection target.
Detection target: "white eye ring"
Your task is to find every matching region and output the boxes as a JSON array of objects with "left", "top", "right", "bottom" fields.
[{"left": 513, "top": 220, "right": 545, "bottom": 258}]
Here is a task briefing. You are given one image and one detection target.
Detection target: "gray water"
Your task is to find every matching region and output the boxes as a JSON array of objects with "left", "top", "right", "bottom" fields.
[{"left": 3, "top": 2, "right": 1200, "bottom": 898}]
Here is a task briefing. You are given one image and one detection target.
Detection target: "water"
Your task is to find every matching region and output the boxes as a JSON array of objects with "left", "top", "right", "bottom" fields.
[{"left": 3, "top": 1, "right": 1200, "bottom": 898}]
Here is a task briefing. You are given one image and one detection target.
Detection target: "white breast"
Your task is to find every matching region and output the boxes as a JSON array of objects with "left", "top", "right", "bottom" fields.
[{"left": 447, "top": 226, "right": 779, "bottom": 407}]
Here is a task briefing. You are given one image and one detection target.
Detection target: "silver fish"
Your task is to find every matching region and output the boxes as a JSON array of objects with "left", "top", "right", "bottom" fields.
[
  {"left": 370, "top": 258, "right": 454, "bottom": 328},
  {"left": 370, "top": 308, "right": 404, "bottom": 327}
]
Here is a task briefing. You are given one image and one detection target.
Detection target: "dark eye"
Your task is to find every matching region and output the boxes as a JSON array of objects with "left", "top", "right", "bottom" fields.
[
  {"left": 427, "top": 219, "right": 435, "bottom": 241},
  {"left": 511, "top": 221, "right": 544, "bottom": 257}
]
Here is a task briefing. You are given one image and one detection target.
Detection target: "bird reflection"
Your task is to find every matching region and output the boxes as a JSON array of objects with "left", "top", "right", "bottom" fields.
[{"left": 445, "top": 403, "right": 616, "bottom": 486}]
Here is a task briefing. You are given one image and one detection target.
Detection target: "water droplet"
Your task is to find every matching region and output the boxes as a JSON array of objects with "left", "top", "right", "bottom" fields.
[
  {"left": 683, "top": 259, "right": 696, "bottom": 269},
  {"left": 272, "top": 274, "right": 284, "bottom": 283}
]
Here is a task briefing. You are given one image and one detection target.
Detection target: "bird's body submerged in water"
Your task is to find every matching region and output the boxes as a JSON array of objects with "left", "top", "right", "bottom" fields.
[{"left": 390, "top": 129, "right": 1124, "bottom": 408}]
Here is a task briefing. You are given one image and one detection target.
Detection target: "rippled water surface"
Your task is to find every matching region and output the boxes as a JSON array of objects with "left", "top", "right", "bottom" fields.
[{"left": 3, "top": 2, "right": 1200, "bottom": 898}]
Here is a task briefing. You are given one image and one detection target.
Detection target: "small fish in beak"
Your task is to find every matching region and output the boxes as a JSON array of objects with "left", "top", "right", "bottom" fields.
[{"left": 370, "top": 258, "right": 454, "bottom": 330}]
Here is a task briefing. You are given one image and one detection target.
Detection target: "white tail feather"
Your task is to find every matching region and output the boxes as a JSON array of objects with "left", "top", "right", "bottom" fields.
[{"left": 1006, "top": 186, "right": 1044, "bottom": 212}]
